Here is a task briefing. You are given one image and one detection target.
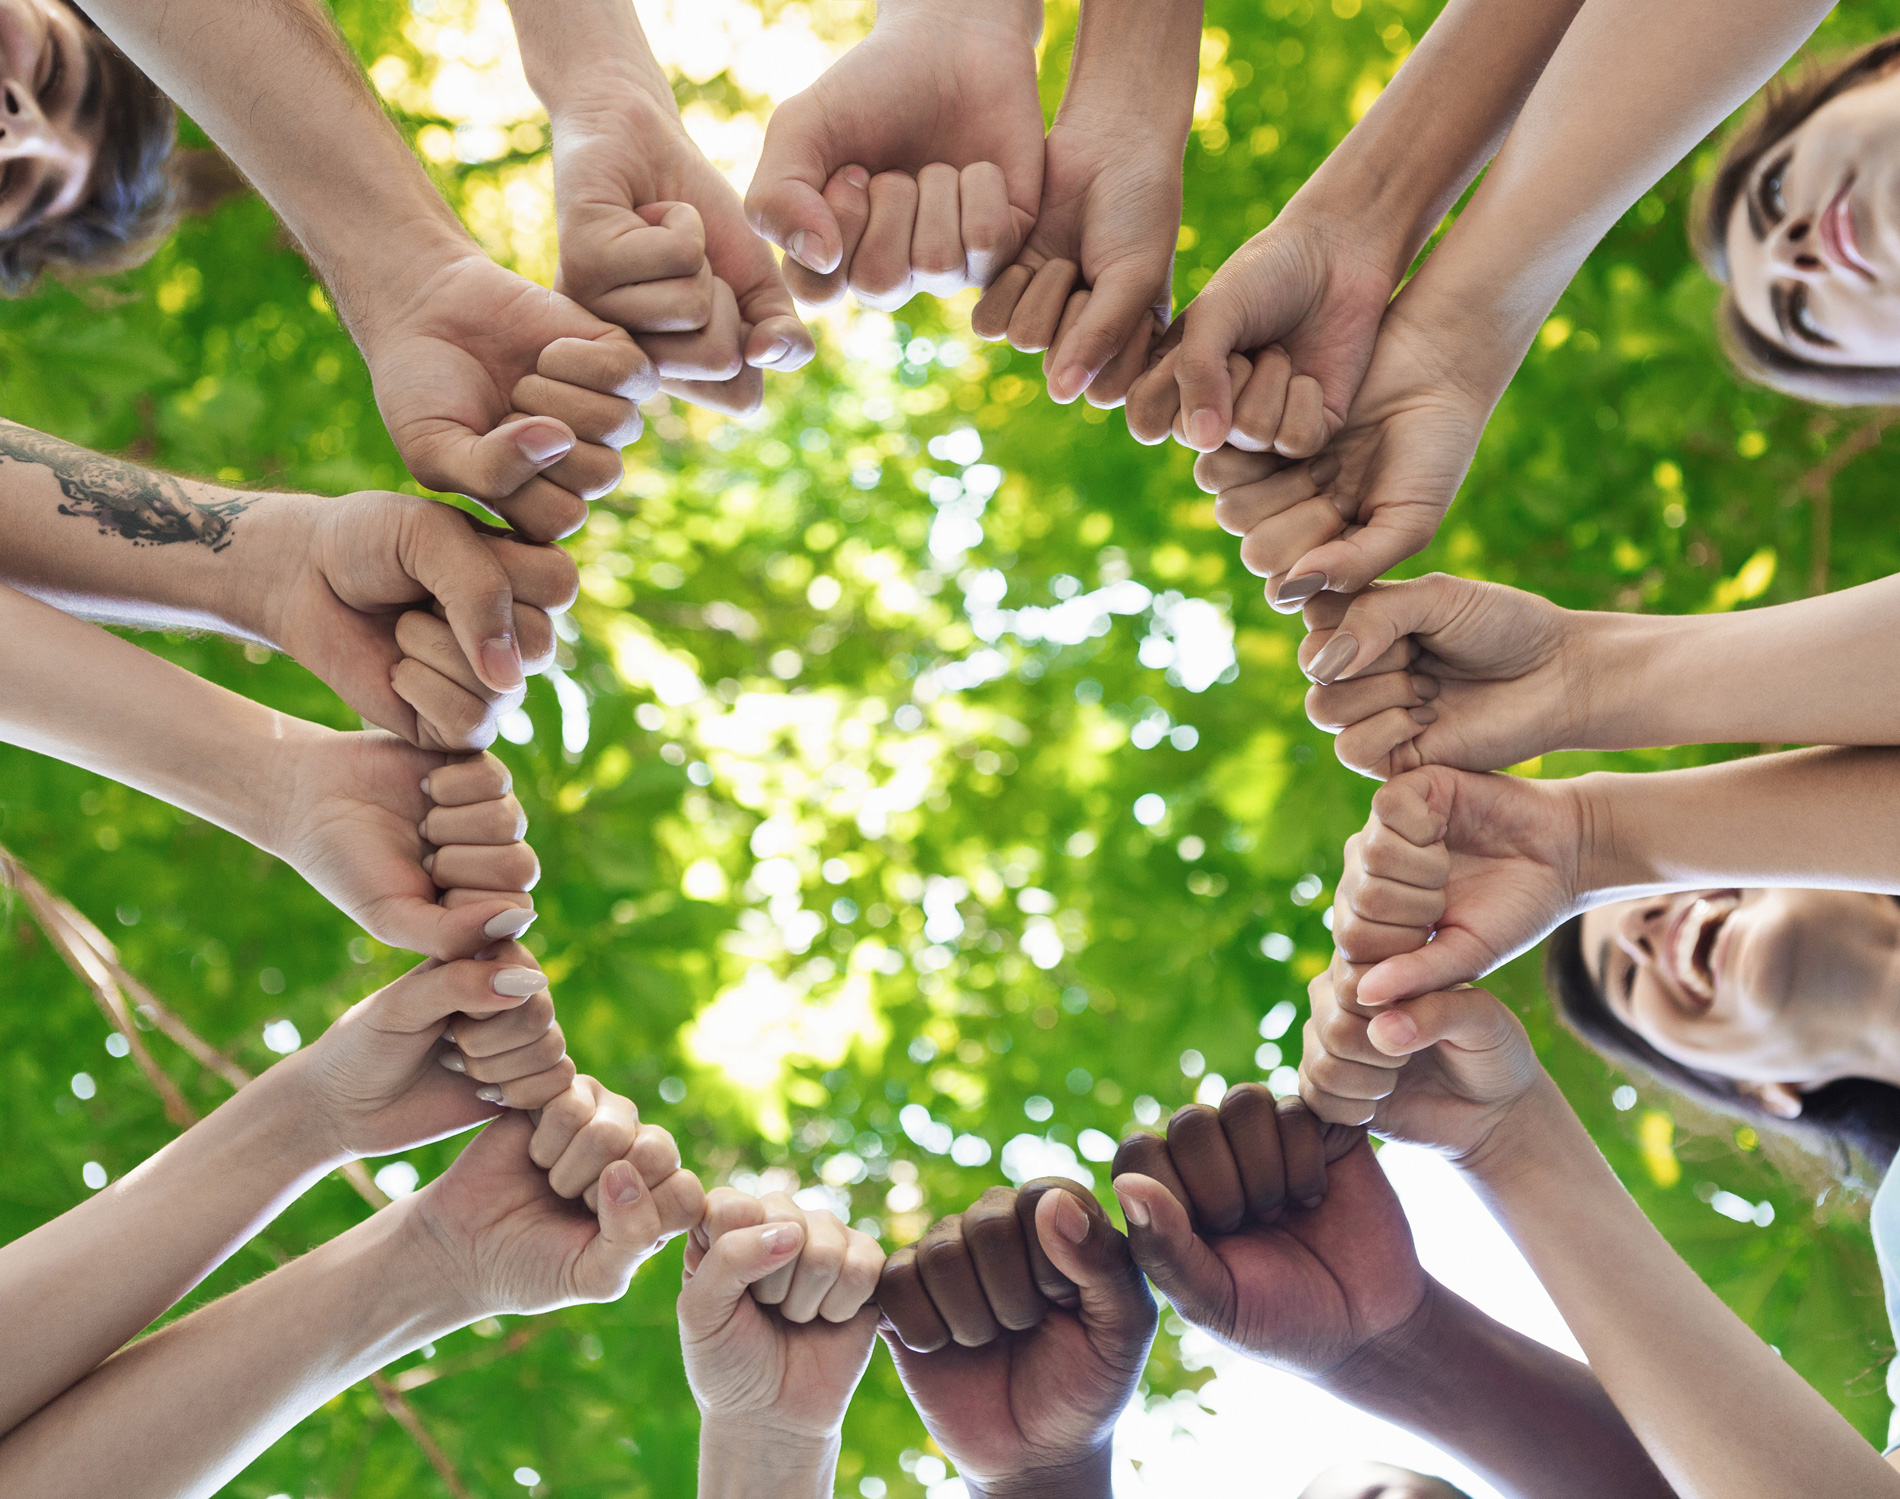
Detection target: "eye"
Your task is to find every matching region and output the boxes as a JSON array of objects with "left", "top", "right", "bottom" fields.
[
  {"left": 1789, "top": 284, "right": 1834, "bottom": 347},
  {"left": 1759, "top": 152, "right": 1791, "bottom": 225}
]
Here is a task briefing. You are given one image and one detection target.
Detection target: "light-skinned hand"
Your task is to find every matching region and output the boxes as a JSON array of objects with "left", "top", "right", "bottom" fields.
[
  {"left": 746, "top": 0, "right": 1044, "bottom": 311},
  {"left": 403, "top": 1091, "right": 704, "bottom": 1323},
  {"left": 1328, "top": 765, "right": 1587, "bottom": 1006},
  {"left": 1109, "top": 1086, "right": 1419, "bottom": 1380},
  {"left": 356, "top": 252, "right": 659, "bottom": 542},
  {"left": 1298, "top": 574, "right": 1580, "bottom": 781},
  {"left": 269, "top": 739, "right": 540, "bottom": 961},
  {"left": 679, "top": 1189, "right": 884, "bottom": 1447},
  {"left": 1298, "top": 964, "right": 1544, "bottom": 1165},
  {"left": 877, "top": 1179, "right": 1156, "bottom": 1496},
  {"left": 288, "top": 944, "right": 571, "bottom": 1162}
]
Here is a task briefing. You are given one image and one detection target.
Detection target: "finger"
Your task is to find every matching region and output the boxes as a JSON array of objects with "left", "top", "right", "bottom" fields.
[
  {"left": 1194, "top": 442, "right": 1281, "bottom": 496},
  {"left": 1371, "top": 774, "right": 1451, "bottom": 849},
  {"left": 466, "top": 1053, "right": 574, "bottom": 1111},
  {"left": 781, "top": 1209, "right": 850, "bottom": 1324},
  {"left": 961, "top": 1186, "right": 1046, "bottom": 1330},
  {"left": 1110, "top": 1133, "right": 1191, "bottom": 1221},
  {"left": 1007, "top": 260, "right": 1080, "bottom": 353},
  {"left": 530, "top": 1075, "right": 602, "bottom": 1166},
  {"left": 911, "top": 162, "right": 967, "bottom": 297},
  {"left": 1032, "top": 1186, "right": 1156, "bottom": 1363},
  {"left": 1241, "top": 497, "right": 1348, "bottom": 591},
  {"left": 781, "top": 165, "right": 871, "bottom": 308},
  {"left": 1163, "top": 1105, "right": 1246, "bottom": 1234},
  {"left": 421, "top": 793, "right": 528, "bottom": 848},
  {"left": 373, "top": 895, "right": 537, "bottom": 963},
  {"left": 483, "top": 474, "right": 589, "bottom": 543},
  {"left": 658, "top": 368, "right": 764, "bottom": 418},
  {"left": 1302, "top": 576, "right": 1462, "bottom": 686},
  {"left": 1299, "top": 1016, "right": 1404, "bottom": 1103},
  {"left": 459, "top": 1025, "right": 569, "bottom": 1090},
  {"left": 511, "top": 373, "right": 645, "bottom": 450},
  {"left": 1365, "top": 985, "right": 1525, "bottom": 1062},
  {"left": 392, "top": 658, "right": 507, "bottom": 755},
  {"left": 877, "top": 1244, "right": 951, "bottom": 1353},
  {"left": 959, "top": 163, "right": 1025, "bottom": 288},
  {"left": 971, "top": 262, "right": 1034, "bottom": 342},
  {"left": 452, "top": 986, "right": 556, "bottom": 1058},
  {"left": 395, "top": 607, "right": 504, "bottom": 703},
  {"left": 915, "top": 1213, "right": 1002, "bottom": 1347},
  {"left": 1360, "top": 929, "right": 1503, "bottom": 1008},
  {"left": 425, "top": 840, "right": 540, "bottom": 893},
  {"left": 751, "top": 1193, "right": 807, "bottom": 1305},
  {"left": 640, "top": 278, "right": 745, "bottom": 382},
  {"left": 1174, "top": 352, "right": 1252, "bottom": 444},
  {"left": 393, "top": 504, "right": 526, "bottom": 694},
  {"left": 1339, "top": 866, "right": 1447, "bottom": 933},
  {"left": 528, "top": 426, "right": 624, "bottom": 504},
  {"left": 1333, "top": 710, "right": 1431, "bottom": 781},
  {"left": 1274, "top": 375, "right": 1334, "bottom": 460},
  {"left": 1123, "top": 343, "right": 1184, "bottom": 444},
  {"left": 1303, "top": 671, "right": 1429, "bottom": 731},
  {"left": 577, "top": 205, "right": 717, "bottom": 335},
  {"left": 1085, "top": 313, "right": 1158, "bottom": 410},
  {"left": 746, "top": 98, "right": 844, "bottom": 273},
  {"left": 1044, "top": 288, "right": 1091, "bottom": 396},
  {"left": 548, "top": 1084, "right": 642, "bottom": 1198},
  {"left": 1209, "top": 464, "right": 1311, "bottom": 538},
  {"left": 1287, "top": 507, "right": 1449, "bottom": 604},
  {"left": 1110, "top": 1172, "right": 1231, "bottom": 1334},
  {"left": 408, "top": 413, "right": 576, "bottom": 508},
  {"left": 1173, "top": 299, "right": 1245, "bottom": 451},
  {"left": 1228, "top": 346, "right": 1292, "bottom": 453},
  {"left": 536, "top": 330, "right": 664, "bottom": 403},
  {"left": 1047, "top": 263, "right": 1169, "bottom": 406},
  {"left": 1276, "top": 1096, "right": 1329, "bottom": 1206},
  {"left": 1357, "top": 819, "right": 1452, "bottom": 891},
  {"left": 1215, "top": 1082, "right": 1288, "bottom": 1223},
  {"left": 364, "top": 950, "right": 544, "bottom": 1034},
  {"left": 422, "top": 752, "right": 512, "bottom": 807},
  {"left": 678, "top": 1219, "right": 809, "bottom": 1338},
  {"left": 817, "top": 1228, "right": 887, "bottom": 1323},
  {"left": 850, "top": 171, "right": 921, "bottom": 309}
]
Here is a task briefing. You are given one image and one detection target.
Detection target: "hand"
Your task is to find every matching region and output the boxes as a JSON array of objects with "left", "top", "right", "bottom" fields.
[
  {"left": 404, "top": 1086, "right": 704, "bottom": 1321},
  {"left": 1299, "top": 575, "right": 1585, "bottom": 780},
  {"left": 679, "top": 1189, "right": 883, "bottom": 1449},
  {"left": 1330, "top": 765, "right": 1587, "bottom": 1005},
  {"left": 266, "top": 738, "right": 539, "bottom": 961},
  {"left": 287, "top": 945, "right": 572, "bottom": 1162},
  {"left": 247, "top": 493, "right": 578, "bottom": 752},
  {"left": 550, "top": 86, "right": 814, "bottom": 413},
  {"left": 970, "top": 105, "right": 1184, "bottom": 407},
  {"left": 746, "top": 0, "right": 1044, "bottom": 309},
  {"left": 1196, "top": 307, "right": 1492, "bottom": 611},
  {"left": 356, "top": 252, "right": 657, "bottom": 542},
  {"left": 877, "top": 1179, "right": 1156, "bottom": 1495},
  {"left": 1298, "top": 963, "right": 1544, "bottom": 1164},
  {"left": 1108, "top": 1086, "right": 1415, "bottom": 1380},
  {"left": 1124, "top": 208, "right": 1400, "bottom": 456}
]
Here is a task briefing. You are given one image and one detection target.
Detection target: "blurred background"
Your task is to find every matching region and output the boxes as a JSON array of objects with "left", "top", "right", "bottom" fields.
[{"left": 4, "top": 0, "right": 1900, "bottom": 1493}]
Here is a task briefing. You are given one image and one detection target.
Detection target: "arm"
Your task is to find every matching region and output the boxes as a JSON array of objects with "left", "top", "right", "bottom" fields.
[
  {"left": 1223, "top": 0, "right": 1836, "bottom": 602},
  {"left": 0, "top": 584, "right": 538, "bottom": 957},
  {"left": 0, "top": 950, "right": 569, "bottom": 1439},
  {"left": 1127, "top": 0, "right": 1589, "bottom": 452},
  {"left": 81, "top": 0, "right": 656, "bottom": 540},
  {"left": 0, "top": 1096, "right": 700, "bottom": 1499}
]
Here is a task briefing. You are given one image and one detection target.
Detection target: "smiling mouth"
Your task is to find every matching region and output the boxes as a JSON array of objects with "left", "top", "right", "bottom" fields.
[
  {"left": 1665, "top": 892, "right": 1740, "bottom": 1007},
  {"left": 1820, "top": 180, "right": 1879, "bottom": 282}
]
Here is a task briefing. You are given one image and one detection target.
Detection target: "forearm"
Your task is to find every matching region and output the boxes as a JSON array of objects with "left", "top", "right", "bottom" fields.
[
  {"left": 696, "top": 1424, "right": 838, "bottom": 1499},
  {"left": 1462, "top": 1079, "right": 1898, "bottom": 1499},
  {"left": 1062, "top": 0, "right": 1201, "bottom": 136},
  {"left": 0, "top": 1063, "right": 337, "bottom": 1435},
  {"left": 506, "top": 0, "right": 672, "bottom": 116},
  {"left": 1579, "top": 747, "right": 1900, "bottom": 898},
  {"left": 0, "top": 1202, "right": 461, "bottom": 1499},
  {"left": 1577, "top": 579, "right": 1900, "bottom": 751},
  {"left": 0, "top": 583, "right": 315, "bottom": 848},
  {"left": 1286, "top": 0, "right": 1588, "bottom": 280},
  {"left": 82, "top": 0, "right": 473, "bottom": 337},
  {"left": 1325, "top": 1278, "right": 1675, "bottom": 1499},
  {"left": 1398, "top": 0, "right": 1831, "bottom": 393}
]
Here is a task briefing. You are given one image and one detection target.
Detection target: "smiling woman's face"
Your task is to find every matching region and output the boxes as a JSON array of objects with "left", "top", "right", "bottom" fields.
[
  {"left": 1578, "top": 889, "right": 1900, "bottom": 1093},
  {"left": 0, "top": 0, "right": 102, "bottom": 236}
]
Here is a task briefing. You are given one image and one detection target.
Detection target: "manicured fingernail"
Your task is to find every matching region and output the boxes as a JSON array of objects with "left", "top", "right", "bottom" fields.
[
  {"left": 517, "top": 428, "right": 573, "bottom": 465},
  {"left": 1186, "top": 409, "right": 1225, "bottom": 450},
  {"left": 1307, "top": 633, "right": 1358, "bottom": 683},
  {"left": 1051, "top": 1192, "right": 1090, "bottom": 1245},
  {"left": 492, "top": 967, "right": 546, "bottom": 997},
  {"left": 1114, "top": 1186, "right": 1150, "bottom": 1229},
  {"left": 438, "top": 1049, "right": 466, "bottom": 1074},
  {"left": 608, "top": 1161, "right": 642, "bottom": 1206},
  {"left": 1409, "top": 706, "right": 1439, "bottom": 726},
  {"left": 476, "top": 1085, "right": 505, "bottom": 1103},
  {"left": 842, "top": 165, "right": 869, "bottom": 189},
  {"left": 761, "top": 1224, "right": 799, "bottom": 1255},
  {"left": 1274, "top": 573, "right": 1328, "bottom": 608},
  {"left": 482, "top": 636, "right": 524, "bottom": 690},
  {"left": 483, "top": 908, "right": 537, "bottom": 940}
]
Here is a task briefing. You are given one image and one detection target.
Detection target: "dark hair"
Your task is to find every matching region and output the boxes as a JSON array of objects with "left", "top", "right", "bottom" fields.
[
  {"left": 1545, "top": 916, "right": 1900, "bottom": 1173},
  {"left": 0, "top": 9, "right": 178, "bottom": 296},
  {"left": 1693, "top": 35, "right": 1900, "bottom": 406}
]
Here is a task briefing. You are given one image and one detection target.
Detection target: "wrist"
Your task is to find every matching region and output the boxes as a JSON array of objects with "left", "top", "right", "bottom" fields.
[
  {"left": 965, "top": 1445, "right": 1113, "bottom": 1499},
  {"left": 218, "top": 492, "right": 313, "bottom": 646},
  {"left": 697, "top": 1420, "right": 837, "bottom": 1499},
  {"left": 1569, "top": 770, "right": 1650, "bottom": 901},
  {"left": 1061, "top": 0, "right": 1200, "bottom": 134},
  {"left": 343, "top": 1195, "right": 480, "bottom": 1350},
  {"left": 1453, "top": 1071, "right": 1575, "bottom": 1188},
  {"left": 878, "top": 0, "right": 1043, "bottom": 43},
  {"left": 1319, "top": 1276, "right": 1458, "bottom": 1413}
]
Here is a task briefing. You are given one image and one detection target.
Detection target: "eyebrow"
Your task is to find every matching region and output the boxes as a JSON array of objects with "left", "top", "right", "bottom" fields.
[
  {"left": 1594, "top": 938, "right": 1614, "bottom": 1005},
  {"left": 74, "top": 35, "right": 101, "bottom": 130},
  {"left": 1769, "top": 283, "right": 1798, "bottom": 348},
  {"left": 1746, "top": 170, "right": 1766, "bottom": 241}
]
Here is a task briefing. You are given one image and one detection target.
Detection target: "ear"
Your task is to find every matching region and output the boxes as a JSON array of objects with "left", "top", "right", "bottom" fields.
[{"left": 1737, "top": 1080, "right": 1805, "bottom": 1120}]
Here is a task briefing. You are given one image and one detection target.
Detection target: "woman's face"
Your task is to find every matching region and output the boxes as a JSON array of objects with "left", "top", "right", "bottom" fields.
[
  {"left": 1297, "top": 1463, "right": 1468, "bottom": 1499},
  {"left": 0, "top": 0, "right": 101, "bottom": 235},
  {"left": 1725, "top": 61, "right": 1900, "bottom": 367},
  {"left": 1579, "top": 889, "right": 1900, "bottom": 1092}
]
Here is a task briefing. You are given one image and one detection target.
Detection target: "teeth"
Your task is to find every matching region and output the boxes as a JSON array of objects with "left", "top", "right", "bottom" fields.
[{"left": 1672, "top": 894, "right": 1737, "bottom": 1001}]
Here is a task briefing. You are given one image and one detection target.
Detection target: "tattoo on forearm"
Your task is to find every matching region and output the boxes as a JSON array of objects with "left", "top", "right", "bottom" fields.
[{"left": 0, "top": 423, "right": 256, "bottom": 552}]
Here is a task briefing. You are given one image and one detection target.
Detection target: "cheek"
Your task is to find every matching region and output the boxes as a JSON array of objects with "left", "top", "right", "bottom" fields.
[{"left": 1809, "top": 285, "right": 1900, "bottom": 364}]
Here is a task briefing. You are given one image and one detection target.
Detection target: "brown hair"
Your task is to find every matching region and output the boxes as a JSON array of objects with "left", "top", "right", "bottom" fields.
[
  {"left": 0, "top": 9, "right": 178, "bottom": 295},
  {"left": 1694, "top": 35, "right": 1900, "bottom": 406}
]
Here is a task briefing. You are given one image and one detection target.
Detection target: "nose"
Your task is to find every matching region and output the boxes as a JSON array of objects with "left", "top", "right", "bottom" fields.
[
  {"left": 1767, "top": 214, "right": 1830, "bottom": 282},
  {"left": 1612, "top": 898, "right": 1672, "bottom": 970},
  {"left": 0, "top": 78, "right": 51, "bottom": 154}
]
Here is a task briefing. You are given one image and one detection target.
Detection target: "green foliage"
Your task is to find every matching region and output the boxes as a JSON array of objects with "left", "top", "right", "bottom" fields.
[{"left": 3, "top": 0, "right": 1900, "bottom": 1492}]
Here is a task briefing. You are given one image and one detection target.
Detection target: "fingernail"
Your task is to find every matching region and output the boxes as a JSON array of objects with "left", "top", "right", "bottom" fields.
[
  {"left": 481, "top": 636, "right": 524, "bottom": 690},
  {"left": 1307, "top": 633, "right": 1358, "bottom": 684},
  {"left": 789, "top": 230, "right": 818, "bottom": 269},
  {"left": 517, "top": 429, "right": 573, "bottom": 465},
  {"left": 476, "top": 1085, "right": 505, "bottom": 1103},
  {"left": 1274, "top": 573, "right": 1328, "bottom": 608},
  {"left": 1300, "top": 1195, "right": 1324, "bottom": 1210},
  {"left": 492, "top": 967, "right": 546, "bottom": 997},
  {"left": 756, "top": 336, "right": 792, "bottom": 366},
  {"left": 421, "top": 852, "right": 436, "bottom": 875},
  {"left": 416, "top": 819, "right": 431, "bottom": 840},
  {"left": 438, "top": 1049, "right": 466, "bottom": 1074},
  {"left": 1186, "top": 409, "right": 1225, "bottom": 450},
  {"left": 1409, "top": 706, "right": 1439, "bottom": 726},
  {"left": 483, "top": 908, "right": 537, "bottom": 940},
  {"left": 1411, "top": 674, "right": 1441, "bottom": 702},
  {"left": 842, "top": 165, "right": 869, "bottom": 189},
  {"left": 761, "top": 1224, "right": 799, "bottom": 1255},
  {"left": 1374, "top": 1012, "right": 1418, "bottom": 1051},
  {"left": 1114, "top": 1185, "right": 1150, "bottom": 1229},
  {"left": 1051, "top": 1192, "right": 1090, "bottom": 1245},
  {"left": 608, "top": 1161, "right": 643, "bottom": 1206},
  {"left": 419, "top": 775, "right": 433, "bottom": 798},
  {"left": 1308, "top": 452, "right": 1342, "bottom": 487}
]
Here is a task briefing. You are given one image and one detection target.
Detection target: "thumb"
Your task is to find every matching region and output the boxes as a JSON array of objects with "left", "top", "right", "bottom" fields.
[
  {"left": 1358, "top": 926, "right": 1497, "bottom": 1008},
  {"left": 1173, "top": 295, "right": 1250, "bottom": 452},
  {"left": 677, "top": 1220, "right": 807, "bottom": 1338},
  {"left": 409, "top": 415, "right": 577, "bottom": 506},
  {"left": 573, "top": 1159, "right": 681, "bottom": 1302},
  {"left": 746, "top": 103, "right": 844, "bottom": 274},
  {"left": 1365, "top": 986, "right": 1522, "bottom": 1061},
  {"left": 1286, "top": 500, "right": 1447, "bottom": 601},
  {"left": 1302, "top": 577, "right": 1457, "bottom": 686},
  {"left": 1110, "top": 1174, "right": 1232, "bottom": 1335},
  {"left": 403, "top": 511, "right": 523, "bottom": 694},
  {"left": 373, "top": 896, "right": 537, "bottom": 963},
  {"left": 1033, "top": 1188, "right": 1157, "bottom": 1362},
  {"left": 1046, "top": 262, "right": 1169, "bottom": 407}
]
